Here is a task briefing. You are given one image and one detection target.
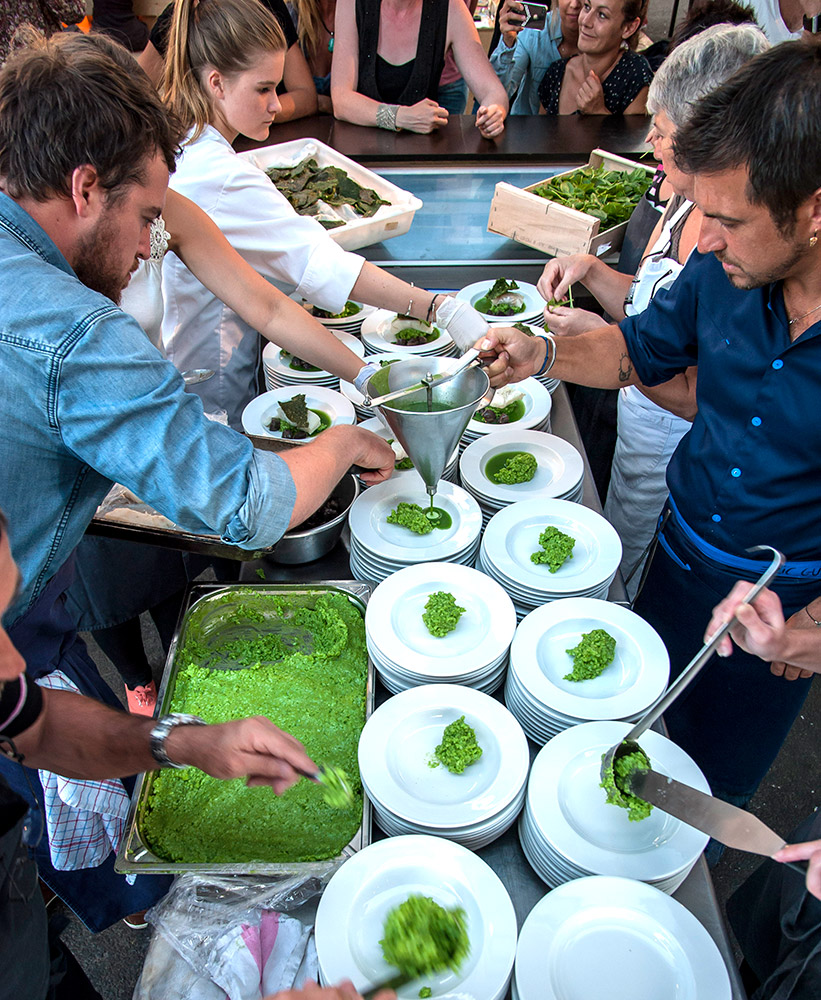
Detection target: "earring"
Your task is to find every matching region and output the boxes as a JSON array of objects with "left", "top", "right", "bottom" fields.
[{"left": 811, "top": 231, "right": 818, "bottom": 248}]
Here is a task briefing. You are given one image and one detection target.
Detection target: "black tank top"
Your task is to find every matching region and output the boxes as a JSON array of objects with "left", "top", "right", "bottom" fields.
[{"left": 356, "top": 0, "right": 449, "bottom": 105}]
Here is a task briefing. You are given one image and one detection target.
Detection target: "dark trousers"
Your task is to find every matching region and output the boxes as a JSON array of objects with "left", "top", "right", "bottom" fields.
[{"left": 633, "top": 515, "right": 815, "bottom": 804}]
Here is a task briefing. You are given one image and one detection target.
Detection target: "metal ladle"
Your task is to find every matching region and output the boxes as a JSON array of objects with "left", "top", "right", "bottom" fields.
[{"left": 600, "top": 544, "right": 785, "bottom": 782}]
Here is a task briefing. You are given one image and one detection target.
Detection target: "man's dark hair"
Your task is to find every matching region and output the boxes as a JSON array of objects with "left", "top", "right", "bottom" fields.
[
  {"left": 671, "top": 0, "right": 757, "bottom": 49},
  {"left": 0, "top": 32, "right": 184, "bottom": 202},
  {"left": 675, "top": 42, "right": 821, "bottom": 234}
]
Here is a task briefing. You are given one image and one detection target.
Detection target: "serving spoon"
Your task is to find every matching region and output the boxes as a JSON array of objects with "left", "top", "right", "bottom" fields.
[
  {"left": 600, "top": 544, "right": 785, "bottom": 783},
  {"left": 181, "top": 368, "right": 215, "bottom": 384}
]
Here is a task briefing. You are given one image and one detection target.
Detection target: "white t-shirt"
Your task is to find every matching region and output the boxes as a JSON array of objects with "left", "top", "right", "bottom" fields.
[
  {"left": 162, "top": 126, "right": 365, "bottom": 427},
  {"left": 746, "top": 0, "right": 804, "bottom": 43}
]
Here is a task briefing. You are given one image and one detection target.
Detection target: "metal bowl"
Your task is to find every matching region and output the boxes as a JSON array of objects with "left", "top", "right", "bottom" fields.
[{"left": 268, "top": 474, "right": 360, "bottom": 564}]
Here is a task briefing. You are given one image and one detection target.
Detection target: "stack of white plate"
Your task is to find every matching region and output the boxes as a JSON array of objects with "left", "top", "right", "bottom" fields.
[
  {"left": 505, "top": 598, "right": 670, "bottom": 743},
  {"left": 460, "top": 378, "right": 552, "bottom": 454},
  {"left": 514, "top": 323, "right": 561, "bottom": 394},
  {"left": 460, "top": 430, "right": 584, "bottom": 527},
  {"left": 513, "top": 876, "right": 731, "bottom": 1000},
  {"left": 240, "top": 385, "right": 355, "bottom": 440},
  {"left": 338, "top": 353, "right": 405, "bottom": 421},
  {"left": 355, "top": 417, "right": 459, "bottom": 488},
  {"left": 290, "top": 296, "right": 376, "bottom": 337},
  {"left": 348, "top": 476, "right": 483, "bottom": 584},
  {"left": 262, "top": 330, "right": 365, "bottom": 391},
  {"left": 477, "top": 499, "right": 622, "bottom": 618},
  {"left": 456, "top": 279, "right": 546, "bottom": 328},
  {"left": 364, "top": 563, "right": 516, "bottom": 693},
  {"left": 358, "top": 684, "right": 529, "bottom": 848},
  {"left": 519, "top": 721, "right": 710, "bottom": 895},
  {"left": 360, "top": 309, "right": 458, "bottom": 358},
  {"left": 315, "top": 834, "right": 518, "bottom": 1000}
]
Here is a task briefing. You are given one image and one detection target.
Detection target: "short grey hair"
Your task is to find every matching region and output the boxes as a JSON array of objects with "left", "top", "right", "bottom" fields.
[{"left": 647, "top": 23, "right": 770, "bottom": 129}]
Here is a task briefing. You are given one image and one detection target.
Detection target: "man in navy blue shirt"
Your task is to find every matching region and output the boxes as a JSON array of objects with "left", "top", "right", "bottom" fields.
[{"left": 481, "top": 41, "right": 821, "bottom": 811}]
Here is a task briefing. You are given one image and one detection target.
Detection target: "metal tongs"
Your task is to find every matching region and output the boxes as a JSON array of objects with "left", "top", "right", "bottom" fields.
[
  {"left": 362, "top": 349, "right": 482, "bottom": 408},
  {"left": 600, "top": 544, "right": 785, "bottom": 781}
]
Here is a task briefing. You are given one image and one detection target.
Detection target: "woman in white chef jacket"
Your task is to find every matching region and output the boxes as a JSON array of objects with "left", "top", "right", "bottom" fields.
[{"left": 161, "top": 0, "right": 487, "bottom": 428}]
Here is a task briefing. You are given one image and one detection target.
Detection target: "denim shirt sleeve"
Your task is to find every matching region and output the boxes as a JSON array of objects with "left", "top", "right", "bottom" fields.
[
  {"left": 57, "top": 307, "right": 296, "bottom": 549},
  {"left": 619, "top": 250, "right": 705, "bottom": 386}
]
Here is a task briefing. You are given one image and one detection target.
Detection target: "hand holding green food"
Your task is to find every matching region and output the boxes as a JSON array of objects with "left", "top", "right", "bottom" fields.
[
  {"left": 537, "top": 254, "right": 597, "bottom": 305},
  {"left": 165, "top": 715, "right": 319, "bottom": 796},
  {"left": 544, "top": 305, "right": 604, "bottom": 338}
]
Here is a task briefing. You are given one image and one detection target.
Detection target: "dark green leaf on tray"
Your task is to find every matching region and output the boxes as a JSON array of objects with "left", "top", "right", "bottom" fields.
[{"left": 265, "top": 157, "right": 390, "bottom": 223}]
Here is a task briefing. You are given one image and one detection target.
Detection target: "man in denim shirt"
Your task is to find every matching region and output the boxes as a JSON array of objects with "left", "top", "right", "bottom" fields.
[{"left": 0, "top": 34, "right": 392, "bottom": 928}]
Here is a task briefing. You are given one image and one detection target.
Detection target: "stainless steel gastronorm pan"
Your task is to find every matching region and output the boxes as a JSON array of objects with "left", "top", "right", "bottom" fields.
[{"left": 115, "top": 582, "right": 373, "bottom": 875}]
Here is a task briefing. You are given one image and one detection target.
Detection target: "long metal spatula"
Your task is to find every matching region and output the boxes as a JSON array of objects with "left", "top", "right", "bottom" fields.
[
  {"left": 625, "top": 767, "right": 808, "bottom": 873},
  {"left": 600, "top": 544, "right": 785, "bottom": 782}
]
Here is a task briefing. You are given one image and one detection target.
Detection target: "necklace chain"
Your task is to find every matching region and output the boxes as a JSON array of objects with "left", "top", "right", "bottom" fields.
[{"left": 788, "top": 301, "right": 821, "bottom": 326}]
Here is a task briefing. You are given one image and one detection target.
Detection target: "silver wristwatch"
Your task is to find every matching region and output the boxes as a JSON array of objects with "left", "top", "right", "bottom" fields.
[{"left": 149, "top": 713, "right": 206, "bottom": 769}]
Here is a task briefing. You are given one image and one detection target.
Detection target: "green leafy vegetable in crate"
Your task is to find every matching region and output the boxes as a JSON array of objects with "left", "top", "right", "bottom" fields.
[
  {"left": 266, "top": 157, "right": 389, "bottom": 226},
  {"left": 532, "top": 166, "right": 653, "bottom": 230}
]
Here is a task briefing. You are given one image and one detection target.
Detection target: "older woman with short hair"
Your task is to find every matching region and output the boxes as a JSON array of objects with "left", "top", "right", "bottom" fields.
[{"left": 537, "top": 23, "right": 770, "bottom": 591}]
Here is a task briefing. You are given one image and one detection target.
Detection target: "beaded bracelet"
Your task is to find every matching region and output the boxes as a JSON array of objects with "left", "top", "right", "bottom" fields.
[
  {"left": 535, "top": 333, "right": 557, "bottom": 376},
  {"left": 805, "top": 606, "right": 821, "bottom": 626}
]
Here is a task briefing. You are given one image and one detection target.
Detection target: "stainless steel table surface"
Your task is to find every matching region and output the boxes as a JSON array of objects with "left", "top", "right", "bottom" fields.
[{"left": 249, "top": 384, "right": 746, "bottom": 999}]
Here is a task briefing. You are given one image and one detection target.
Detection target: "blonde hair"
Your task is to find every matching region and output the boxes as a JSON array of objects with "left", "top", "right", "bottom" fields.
[
  {"left": 291, "top": 0, "right": 327, "bottom": 63},
  {"left": 163, "top": 0, "right": 287, "bottom": 140}
]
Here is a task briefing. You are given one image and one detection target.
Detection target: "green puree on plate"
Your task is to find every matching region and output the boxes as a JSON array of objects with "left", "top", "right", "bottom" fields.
[
  {"left": 600, "top": 743, "right": 654, "bottom": 822},
  {"left": 380, "top": 895, "right": 470, "bottom": 979},
  {"left": 387, "top": 502, "right": 434, "bottom": 535},
  {"left": 431, "top": 716, "right": 482, "bottom": 774},
  {"left": 422, "top": 591, "right": 465, "bottom": 637},
  {"left": 530, "top": 525, "right": 575, "bottom": 572},
  {"left": 564, "top": 628, "right": 617, "bottom": 682},
  {"left": 142, "top": 592, "right": 366, "bottom": 864},
  {"left": 488, "top": 451, "right": 537, "bottom": 485}
]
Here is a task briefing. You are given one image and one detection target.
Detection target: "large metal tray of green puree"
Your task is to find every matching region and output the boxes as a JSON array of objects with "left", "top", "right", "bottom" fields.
[{"left": 115, "top": 582, "right": 373, "bottom": 875}]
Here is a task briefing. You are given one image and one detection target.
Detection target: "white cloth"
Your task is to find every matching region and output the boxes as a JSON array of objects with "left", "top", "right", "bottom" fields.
[
  {"left": 745, "top": 0, "right": 803, "bottom": 43},
  {"left": 121, "top": 217, "right": 170, "bottom": 351},
  {"left": 34, "top": 672, "right": 131, "bottom": 871},
  {"left": 606, "top": 198, "right": 694, "bottom": 594},
  {"left": 163, "top": 126, "right": 365, "bottom": 427}
]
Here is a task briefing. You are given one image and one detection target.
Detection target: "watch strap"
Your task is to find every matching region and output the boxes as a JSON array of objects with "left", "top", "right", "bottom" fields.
[{"left": 149, "top": 713, "right": 206, "bottom": 769}]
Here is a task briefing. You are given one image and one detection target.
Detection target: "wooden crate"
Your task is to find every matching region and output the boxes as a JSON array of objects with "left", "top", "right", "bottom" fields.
[{"left": 486, "top": 149, "right": 655, "bottom": 259}]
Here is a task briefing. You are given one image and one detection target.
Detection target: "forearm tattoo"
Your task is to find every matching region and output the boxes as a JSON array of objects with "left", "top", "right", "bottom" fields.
[{"left": 617, "top": 353, "right": 633, "bottom": 384}]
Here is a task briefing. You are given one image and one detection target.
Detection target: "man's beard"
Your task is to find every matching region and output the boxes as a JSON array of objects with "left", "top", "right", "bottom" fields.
[
  {"left": 73, "top": 216, "right": 129, "bottom": 305},
  {"left": 715, "top": 239, "right": 808, "bottom": 291}
]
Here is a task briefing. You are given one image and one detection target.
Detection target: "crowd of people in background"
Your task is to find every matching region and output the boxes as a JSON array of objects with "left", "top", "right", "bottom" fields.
[{"left": 0, "top": 2, "right": 820, "bottom": 1000}]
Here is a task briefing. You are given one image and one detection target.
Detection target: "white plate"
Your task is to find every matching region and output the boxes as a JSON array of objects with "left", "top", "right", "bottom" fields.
[
  {"left": 314, "top": 835, "right": 517, "bottom": 999},
  {"left": 361, "top": 309, "right": 455, "bottom": 355},
  {"left": 460, "top": 429, "right": 583, "bottom": 503},
  {"left": 482, "top": 499, "right": 622, "bottom": 595},
  {"left": 366, "top": 563, "right": 516, "bottom": 677},
  {"left": 240, "top": 385, "right": 355, "bottom": 440},
  {"left": 527, "top": 722, "right": 709, "bottom": 881},
  {"left": 515, "top": 876, "right": 731, "bottom": 1000},
  {"left": 262, "top": 329, "right": 365, "bottom": 381},
  {"left": 466, "top": 378, "right": 551, "bottom": 436},
  {"left": 358, "top": 684, "right": 528, "bottom": 827},
  {"left": 348, "top": 479, "right": 482, "bottom": 561},
  {"left": 456, "top": 280, "right": 545, "bottom": 323},
  {"left": 290, "top": 296, "right": 377, "bottom": 326},
  {"left": 510, "top": 599, "right": 669, "bottom": 721}
]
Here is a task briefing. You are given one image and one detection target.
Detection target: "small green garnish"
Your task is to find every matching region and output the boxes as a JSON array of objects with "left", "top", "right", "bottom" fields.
[
  {"left": 394, "top": 326, "right": 440, "bottom": 344},
  {"left": 387, "top": 502, "right": 434, "bottom": 535},
  {"left": 317, "top": 765, "right": 354, "bottom": 809},
  {"left": 255, "top": 567, "right": 266, "bottom": 581},
  {"left": 380, "top": 895, "right": 470, "bottom": 978},
  {"left": 600, "top": 744, "right": 653, "bottom": 822},
  {"left": 422, "top": 592, "right": 465, "bottom": 638},
  {"left": 530, "top": 526, "right": 575, "bottom": 571},
  {"left": 433, "top": 716, "right": 482, "bottom": 774},
  {"left": 311, "top": 300, "right": 361, "bottom": 319},
  {"left": 474, "top": 278, "right": 525, "bottom": 316},
  {"left": 279, "top": 393, "right": 310, "bottom": 432},
  {"left": 491, "top": 452, "right": 537, "bottom": 485},
  {"left": 513, "top": 322, "right": 534, "bottom": 335},
  {"left": 419, "top": 989, "right": 432, "bottom": 998}
]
